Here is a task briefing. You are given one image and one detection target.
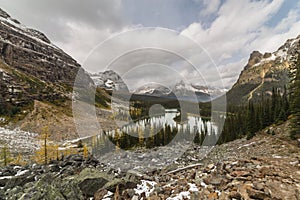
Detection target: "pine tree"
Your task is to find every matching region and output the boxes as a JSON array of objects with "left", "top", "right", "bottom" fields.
[
  {"left": 114, "top": 129, "right": 121, "bottom": 152},
  {"left": 246, "top": 101, "right": 256, "bottom": 139},
  {"left": 194, "top": 130, "right": 201, "bottom": 144},
  {"left": 83, "top": 144, "right": 89, "bottom": 159},
  {"left": 33, "top": 126, "right": 60, "bottom": 164},
  {"left": 290, "top": 54, "right": 300, "bottom": 139},
  {"left": 1, "top": 145, "right": 12, "bottom": 166},
  {"left": 42, "top": 126, "right": 49, "bottom": 164},
  {"left": 271, "top": 87, "right": 277, "bottom": 122},
  {"left": 278, "top": 86, "right": 289, "bottom": 122}
]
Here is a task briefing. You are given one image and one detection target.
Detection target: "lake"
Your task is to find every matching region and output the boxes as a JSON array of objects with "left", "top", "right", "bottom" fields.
[{"left": 86, "top": 109, "right": 219, "bottom": 157}]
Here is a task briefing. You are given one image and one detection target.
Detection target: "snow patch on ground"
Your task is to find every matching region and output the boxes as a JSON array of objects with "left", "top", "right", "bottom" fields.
[
  {"left": 167, "top": 191, "right": 190, "bottom": 200},
  {"left": 134, "top": 180, "right": 157, "bottom": 197},
  {"left": 16, "top": 170, "right": 29, "bottom": 176},
  {"left": 166, "top": 183, "right": 199, "bottom": 200},
  {"left": 238, "top": 142, "right": 256, "bottom": 149},
  {"left": 102, "top": 191, "right": 113, "bottom": 200},
  {"left": 0, "top": 127, "right": 39, "bottom": 154},
  {"left": 188, "top": 183, "right": 198, "bottom": 192}
]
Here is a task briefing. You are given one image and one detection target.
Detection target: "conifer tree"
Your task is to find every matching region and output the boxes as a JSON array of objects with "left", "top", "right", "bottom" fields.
[
  {"left": 246, "top": 101, "right": 256, "bottom": 139},
  {"left": 194, "top": 130, "right": 201, "bottom": 144},
  {"left": 290, "top": 54, "right": 300, "bottom": 139},
  {"left": 83, "top": 144, "right": 89, "bottom": 159},
  {"left": 33, "top": 125, "right": 60, "bottom": 164},
  {"left": 1, "top": 145, "right": 12, "bottom": 166}
]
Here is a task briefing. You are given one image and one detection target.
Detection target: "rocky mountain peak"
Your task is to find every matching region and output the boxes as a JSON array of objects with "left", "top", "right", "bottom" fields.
[
  {"left": 0, "top": 8, "right": 51, "bottom": 44},
  {"left": 278, "top": 34, "right": 300, "bottom": 63},
  {"left": 227, "top": 34, "right": 300, "bottom": 104},
  {"left": 0, "top": 8, "right": 10, "bottom": 19},
  {"left": 91, "top": 70, "right": 127, "bottom": 91},
  {"left": 0, "top": 8, "right": 81, "bottom": 85},
  {"left": 244, "top": 51, "right": 263, "bottom": 70}
]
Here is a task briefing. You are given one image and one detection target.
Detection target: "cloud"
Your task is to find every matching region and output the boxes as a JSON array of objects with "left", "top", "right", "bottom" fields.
[
  {"left": 1, "top": 0, "right": 299, "bottom": 89},
  {"left": 182, "top": 0, "right": 284, "bottom": 62},
  {"left": 0, "top": 0, "right": 125, "bottom": 62},
  {"left": 181, "top": 0, "right": 300, "bottom": 87},
  {"left": 82, "top": 28, "right": 223, "bottom": 90},
  {"left": 200, "top": 0, "right": 221, "bottom": 16}
]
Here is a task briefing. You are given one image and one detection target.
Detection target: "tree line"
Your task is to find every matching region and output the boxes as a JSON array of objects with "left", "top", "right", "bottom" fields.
[{"left": 219, "top": 53, "right": 300, "bottom": 143}]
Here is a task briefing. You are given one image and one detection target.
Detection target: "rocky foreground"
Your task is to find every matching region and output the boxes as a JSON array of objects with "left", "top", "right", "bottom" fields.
[{"left": 0, "top": 123, "right": 299, "bottom": 200}]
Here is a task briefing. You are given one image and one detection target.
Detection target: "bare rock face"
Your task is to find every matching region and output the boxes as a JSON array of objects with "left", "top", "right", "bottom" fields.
[
  {"left": 244, "top": 51, "right": 263, "bottom": 70},
  {"left": 0, "top": 8, "right": 93, "bottom": 123},
  {"left": 0, "top": 8, "right": 80, "bottom": 85},
  {"left": 0, "top": 8, "right": 10, "bottom": 18},
  {"left": 0, "top": 8, "right": 108, "bottom": 140}
]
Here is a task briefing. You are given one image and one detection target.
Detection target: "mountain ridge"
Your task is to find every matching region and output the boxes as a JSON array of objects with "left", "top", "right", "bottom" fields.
[
  {"left": 92, "top": 70, "right": 226, "bottom": 102},
  {"left": 226, "top": 34, "right": 300, "bottom": 105},
  {"left": 0, "top": 8, "right": 111, "bottom": 139}
]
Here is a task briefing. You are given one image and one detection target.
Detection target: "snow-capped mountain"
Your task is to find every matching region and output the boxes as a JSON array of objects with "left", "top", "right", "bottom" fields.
[
  {"left": 173, "top": 81, "right": 227, "bottom": 98},
  {"left": 90, "top": 70, "right": 128, "bottom": 91},
  {"left": 92, "top": 69, "right": 226, "bottom": 102},
  {"left": 134, "top": 83, "right": 172, "bottom": 96},
  {"left": 250, "top": 36, "right": 300, "bottom": 68},
  {"left": 134, "top": 80, "right": 226, "bottom": 101}
]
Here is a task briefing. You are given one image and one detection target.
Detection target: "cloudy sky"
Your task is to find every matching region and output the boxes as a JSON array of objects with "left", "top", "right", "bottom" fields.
[{"left": 0, "top": 0, "right": 299, "bottom": 89}]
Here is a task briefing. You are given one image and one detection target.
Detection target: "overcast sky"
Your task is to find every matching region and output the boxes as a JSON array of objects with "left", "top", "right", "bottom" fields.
[{"left": 0, "top": 0, "right": 299, "bottom": 89}]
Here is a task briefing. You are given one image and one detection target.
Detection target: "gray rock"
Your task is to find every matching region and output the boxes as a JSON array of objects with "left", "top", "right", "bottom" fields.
[
  {"left": 4, "top": 175, "right": 35, "bottom": 190},
  {"left": 78, "top": 178, "right": 108, "bottom": 197},
  {"left": 247, "top": 188, "right": 270, "bottom": 200},
  {"left": 75, "top": 168, "right": 112, "bottom": 197}
]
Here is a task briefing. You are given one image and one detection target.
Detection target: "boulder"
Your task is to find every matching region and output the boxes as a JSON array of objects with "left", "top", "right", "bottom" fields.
[
  {"left": 94, "top": 189, "right": 109, "bottom": 200},
  {"left": 5, "top": 173, "right": 84, "bottom": 200},
  {"left": 75, "top": 168, "right": 112, "bottom": 197},
  {"left": 78, "top": 178, "right": 109, "bottom": 197},
  {"left": 4, "top": 175, "right": 35, "bottom": 190},
  {"left": 103, "top": 178, "right": 137, "bottom": 193},
  {"left": 246, "top": 188, "right": 270, "bottom": 200}
]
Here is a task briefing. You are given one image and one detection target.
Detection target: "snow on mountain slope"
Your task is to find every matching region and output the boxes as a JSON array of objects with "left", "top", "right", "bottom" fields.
[
  {"left": 226, "top": 34, "right": 300, "bottom": 104},
  {"left": 0, "top": 8, "right": 60, "bottom": 51},
  {"left": 92, "top": 69, "right": 226, "bottom": 101},
  {"left": 252, "top": 36, "right": 300, "bottom": 68},
  {"left": 91, "top": 70, "right": 128, "bottom": 91},
  {"left": 134, "top": 83, "right": 172, "bottom": 96}
]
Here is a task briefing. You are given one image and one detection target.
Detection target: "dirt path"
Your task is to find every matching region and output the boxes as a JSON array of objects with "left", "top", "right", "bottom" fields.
[{"left": 248, "top": 69, "right": 266, "bottom": 101}]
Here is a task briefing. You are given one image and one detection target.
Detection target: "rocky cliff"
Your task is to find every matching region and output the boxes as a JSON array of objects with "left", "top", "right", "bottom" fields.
[
  {"left": 0, "top": 8, "right": 83, "bottom": 116},
  {"left": 0, "top": 8, "right": 110, "bottom": 139},
  {"left": 226, "top": 35, "right": 300, "bottom": 104},
  {"left": 0, "top": 20, "right": 79, "bottom": 83}
]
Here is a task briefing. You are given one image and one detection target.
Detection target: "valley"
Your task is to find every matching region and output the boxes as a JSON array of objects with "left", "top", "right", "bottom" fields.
[{"left": 0, "top": 6, "right": 299, "bottom": 200}]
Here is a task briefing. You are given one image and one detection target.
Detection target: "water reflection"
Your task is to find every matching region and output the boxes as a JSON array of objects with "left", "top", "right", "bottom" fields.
[{"left": 88, "top": 109, "right": 218, "bottom": 156}]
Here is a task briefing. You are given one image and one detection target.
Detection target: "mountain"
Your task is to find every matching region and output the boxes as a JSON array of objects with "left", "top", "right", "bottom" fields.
[
  {"left": 226, "top": 35, "right": 300, "bottom": 105},
  {"left": 0, "top": 8, "right": 83, "bottom": 106},
  {"left": 0, "top": 8, "right": 110, "bottom": 139},
  {"left": 134, "top": 81, "right": 226, "bottom": 102},
  {"left": 134, "top": 83, "right": 172, "bottom": 96},
  {"left": 91, "top": 70, "right": 127, "bottom": 91},
  {"left": 92, "top": 70, "right": 226, "bottom": 102}
]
